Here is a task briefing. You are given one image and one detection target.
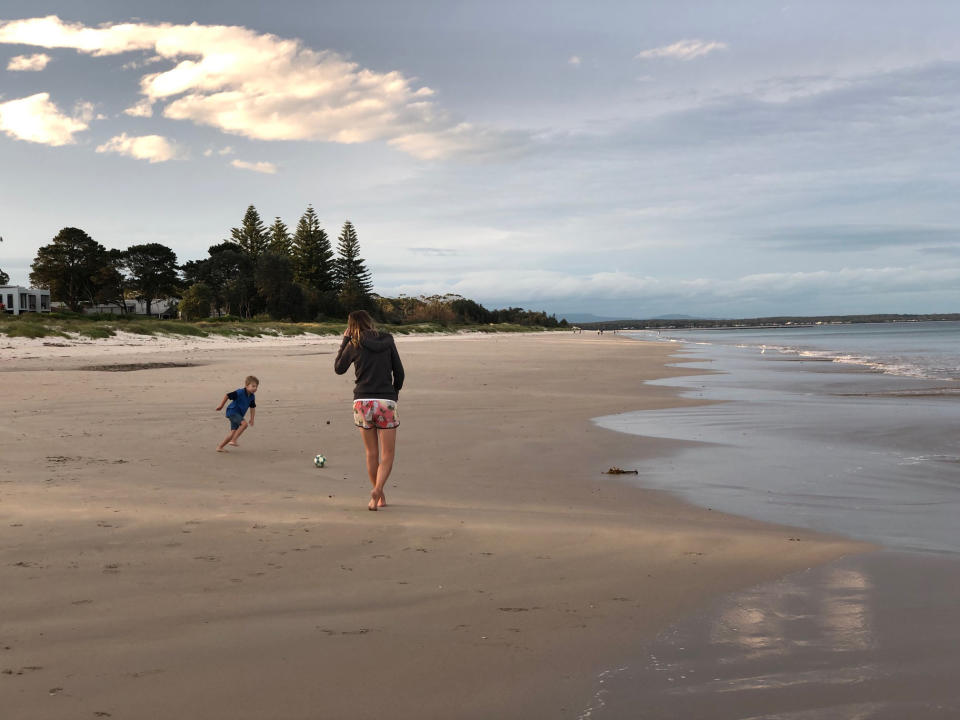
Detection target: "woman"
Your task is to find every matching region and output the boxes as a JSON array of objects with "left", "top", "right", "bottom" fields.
[{"left": 334, "top": 310, "right": 405, "bottom": 510}]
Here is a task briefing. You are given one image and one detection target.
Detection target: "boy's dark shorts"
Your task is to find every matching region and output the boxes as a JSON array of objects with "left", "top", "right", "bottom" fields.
[{"left": 227, "top": 412, "right": 245, "bottom": 430}]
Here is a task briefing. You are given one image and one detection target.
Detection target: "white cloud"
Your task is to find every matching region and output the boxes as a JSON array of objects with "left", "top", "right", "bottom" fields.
[
  {"left": 96, "top": 132, "right": 177, "bottom": 162},
  {"left": 7, "top": 52, "right": 51, "bottom": 71},
  {"left": 635, "top": 39, "right": 728, "bottom": 61},
  {"left": 568, "top": 55, "right": 581, "bottom": 67},
  {"left": 231, "top": 159, "right": 277, "bottom": 174},
  {"left": 123, "top": 98, "right": 153, "bottom": 117},
  {"left": 0, "top": 92, "right": 89, "bottom": 145},
  {"left": 0, "top": 15, "right": 527, "bottom": 160}
]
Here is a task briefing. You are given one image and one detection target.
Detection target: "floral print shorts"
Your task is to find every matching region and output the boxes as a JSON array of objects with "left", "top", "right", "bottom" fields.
[{"left": 353, "top": 399, "right": 399, "bottom": 430}]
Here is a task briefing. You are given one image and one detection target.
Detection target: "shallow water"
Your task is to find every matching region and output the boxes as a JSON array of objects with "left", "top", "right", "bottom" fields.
[
  {"left": 594, "top": 343, "right": 960, "bottom": 554},
  {"left": 584, "top": 329, "right": 960, "bottom": 718},
  {"left": 580, "top": 552, "right": 960, "bottom": 719}
]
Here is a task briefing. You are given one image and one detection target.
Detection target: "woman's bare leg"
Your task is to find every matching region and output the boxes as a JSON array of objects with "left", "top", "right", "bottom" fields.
[
  {"left": 374, "top": 428, "right": 397, "bottom": 507},
  {"left": 361, "top": 428, "right": 381, "bottom": 509}
]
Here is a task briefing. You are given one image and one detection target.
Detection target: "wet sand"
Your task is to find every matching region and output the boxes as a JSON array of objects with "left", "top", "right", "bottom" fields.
[
  {"left": 1, "top": 332, "right": 865, "bottom": 719},
  {"left": 586, "top": 551, "right": 960, "bottom": 719}
]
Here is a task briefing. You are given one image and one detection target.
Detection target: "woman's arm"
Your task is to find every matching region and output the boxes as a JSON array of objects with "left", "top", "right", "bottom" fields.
[
  {"left": 391, "top": 340, "right": 405, "bottom": 393},
  {"left": 334, "top": 336, "right": 354, "bottom": 375}
]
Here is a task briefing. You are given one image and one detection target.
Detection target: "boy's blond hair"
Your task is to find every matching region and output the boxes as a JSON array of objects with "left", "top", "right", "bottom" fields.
[{"left": 245, "top": 375, "right": 259, "bottom": 387}]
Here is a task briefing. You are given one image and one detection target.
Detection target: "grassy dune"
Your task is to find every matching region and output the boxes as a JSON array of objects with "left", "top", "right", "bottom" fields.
[{"left": 0, "top": 313, "right": 552, "bottom": 339}]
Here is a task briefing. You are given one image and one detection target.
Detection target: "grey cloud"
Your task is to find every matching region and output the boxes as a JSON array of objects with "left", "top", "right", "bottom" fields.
[
  {"left": 409, "top": 247, "right": 460, "bottom": 256},
  {"left": 756, "top": 225, "right": 960, "bottom": 252}
]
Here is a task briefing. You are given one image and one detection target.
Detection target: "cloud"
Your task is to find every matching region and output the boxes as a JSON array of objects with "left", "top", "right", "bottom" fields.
[
  {"left": 231, "top": 159, "right": 277, "bottom": 174},
  {"left": 758, "top": 225, "right": 960, "bottom": 252},
  {"left": 123, "top": 98, "right": 153, "bottom": 117},
  {"left": 568, "top": 55, "right": 581, "bottom": 67},
  {"left": 0, "top": 15, "right": 529, "bottom": 160},
  {"left": 0, "top": 92, "right": 89, "bottom": 145},
  {"left": 409, "top": 247, "right": 459, "bottom": 257},
  {"left": 96, "top": 132, "right": 177, "bottom": 162},
  {"left": 7, "top": 52, "right": 51, "bottom": 71},
  {"left": 635, "top": 39, "right": 728, "bottom": 61},
  {"left": 203, "top": 146, "right": 234, "bottom": 157}
]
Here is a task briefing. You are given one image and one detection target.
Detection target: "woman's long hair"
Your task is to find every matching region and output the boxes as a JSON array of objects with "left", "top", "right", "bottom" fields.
[{"left": 347, "top": 310, "right": 376, "bottom": 347}]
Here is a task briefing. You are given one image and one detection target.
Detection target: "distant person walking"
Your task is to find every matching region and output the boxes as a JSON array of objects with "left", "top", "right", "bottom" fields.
[{"left": 334, "top": 310, "right": 405, "bottom": 511}]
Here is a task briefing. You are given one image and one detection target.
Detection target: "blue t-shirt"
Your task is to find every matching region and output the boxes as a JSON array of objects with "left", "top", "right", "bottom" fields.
[{"left": 226, "top": 388, "right": 256, "bottom": 418}]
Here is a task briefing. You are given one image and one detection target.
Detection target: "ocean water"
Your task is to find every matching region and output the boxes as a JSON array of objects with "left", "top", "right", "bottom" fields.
[
  {"left": 644, "top": 320, "right": 960, "bottom": 383},
  {"left": 582, "top": 322, "right": 960, "bottom": 719},
  {"left": 593, "top": 321, "right": 960, "bottom": 554}
]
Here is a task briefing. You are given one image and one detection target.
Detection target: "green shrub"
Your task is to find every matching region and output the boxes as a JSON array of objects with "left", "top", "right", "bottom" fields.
[
  {"left": 76, "top": 326, "right": 115, "bottom": 339},
  {"left": 159, "top": 323, "right": 207, "bottom": 337}
]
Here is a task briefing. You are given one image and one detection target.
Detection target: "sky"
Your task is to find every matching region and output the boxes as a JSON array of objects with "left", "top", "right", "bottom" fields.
[{"left": 1, "top": 0, "right": 959, "bottom": 319}]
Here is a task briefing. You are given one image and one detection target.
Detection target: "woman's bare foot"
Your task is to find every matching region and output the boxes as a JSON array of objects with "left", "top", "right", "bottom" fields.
[
  {"left": 368, "top": 489, "right": 380, "bottom": 511},
  {"left": 216, "top": 446, "right": 226, "bottom": 452},
  {"left": 377, "top": 491, "right": 387, "bottom": 508},
  {"left": 228, "top": 441, "right": 239, "bottom": 447}
]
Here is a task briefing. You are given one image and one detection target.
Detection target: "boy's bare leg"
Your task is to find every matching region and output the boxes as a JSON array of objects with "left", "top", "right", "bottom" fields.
[
  {"left": 216, "top": 430, "right": 235, "bottom": 452},
  {"left": 228, "top": 421, "right": 248, "bottom": 446}
]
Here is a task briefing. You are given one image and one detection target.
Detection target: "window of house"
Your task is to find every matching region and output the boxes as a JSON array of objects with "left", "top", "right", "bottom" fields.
[
  {"left": 41, "top": 295, "right": 49, "bottom": 310},
  {"left": 28, "top": 295, "right": 37, "bottom": 310}
]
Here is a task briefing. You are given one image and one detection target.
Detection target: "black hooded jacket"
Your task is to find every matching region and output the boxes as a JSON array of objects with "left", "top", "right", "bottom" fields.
[{"left": 334, "top": 331, "right": 405, "bottom": 400}]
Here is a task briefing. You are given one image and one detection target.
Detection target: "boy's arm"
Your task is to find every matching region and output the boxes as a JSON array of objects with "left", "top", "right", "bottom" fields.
[
  {"left": 215, "top": 394, "right": 229, "bottom": 411},
  {"left": 248, "top": 407, "right": 255, "bottom": 426}
]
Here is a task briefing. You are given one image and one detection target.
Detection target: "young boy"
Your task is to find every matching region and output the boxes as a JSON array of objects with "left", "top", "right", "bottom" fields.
[{"left": 215, "top": 375, "right": 258, "bottom": 451}]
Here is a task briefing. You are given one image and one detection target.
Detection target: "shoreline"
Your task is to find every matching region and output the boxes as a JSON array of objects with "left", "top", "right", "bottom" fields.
[
  {"left": 0, "top": 333, "right": 866, "bottom": 718},
  {"left": 585, "top": 334, "right": 960, "bottom": 715}
]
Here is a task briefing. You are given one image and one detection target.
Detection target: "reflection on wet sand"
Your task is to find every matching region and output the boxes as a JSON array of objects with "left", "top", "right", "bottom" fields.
[{"left": 584, "top": 552, "right": 960, "bottom": 719}]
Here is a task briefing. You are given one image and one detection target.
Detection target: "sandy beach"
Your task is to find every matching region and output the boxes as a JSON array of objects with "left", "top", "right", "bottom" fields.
[{"left": 0, "top": 332, "right": 865, "bottom": 719}]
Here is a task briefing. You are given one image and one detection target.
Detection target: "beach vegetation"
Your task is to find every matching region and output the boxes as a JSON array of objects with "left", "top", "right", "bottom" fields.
[
  {"left": 267, "top": 216, "right": 292, "bottom": 257},
  {"left": 334, "top": 220, "right": 374, "bottom": 312},
  {"left": 178, "top": 282, "right": 214, "bottom": 321},
  {"left": 30, "top": 227, "right": 116, "bottom": 312},
  {"left": 17, "top": 205, "right": 568, "bottom": 331},
  {"left": 230, "top": 205, "right": 269, "bottom": 260},
  {"left": 123, "top": 243, "right": 180, "bottom": 316},
  {"left": 0, "top": 311, "right": 562, "bottom": 341}
]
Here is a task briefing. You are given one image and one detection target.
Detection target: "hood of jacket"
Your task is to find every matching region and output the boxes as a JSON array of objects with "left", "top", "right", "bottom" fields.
[{"left": 359, "top": 331, "right": 394, "bottom": 353}]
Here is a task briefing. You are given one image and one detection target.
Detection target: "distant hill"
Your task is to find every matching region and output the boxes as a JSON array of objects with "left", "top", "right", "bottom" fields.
[
  {"left": 578, "top": 313, "right": 960, "bottom": 331},
  {"left": 558, "top": 312, "right": 626, "bottom": 323},
  {"left": 649, "top": 314, "right": 714, "bottom": 320}
]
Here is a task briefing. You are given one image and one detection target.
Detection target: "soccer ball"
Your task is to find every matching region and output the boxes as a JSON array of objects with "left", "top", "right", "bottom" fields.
[{"left": 314, "top": 454, "right": 326, "bottom": 468}]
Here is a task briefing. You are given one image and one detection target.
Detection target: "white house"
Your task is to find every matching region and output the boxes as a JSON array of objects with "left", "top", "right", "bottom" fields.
[
  {"left": 1, "top": 285, "right": 51, "bottom": 315},
  {"left": 83, "top": 297, "right": 179, "bottom": 318}
]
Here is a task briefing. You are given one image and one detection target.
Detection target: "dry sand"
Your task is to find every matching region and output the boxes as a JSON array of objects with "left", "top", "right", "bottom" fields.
[{"left": 0, "top": 332, "right": 867, "bottom": 719}]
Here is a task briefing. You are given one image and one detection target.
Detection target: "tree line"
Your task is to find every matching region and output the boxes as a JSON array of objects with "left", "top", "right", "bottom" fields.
[{"left": 23, "top": 205, "right": 567, "bottom": 327}]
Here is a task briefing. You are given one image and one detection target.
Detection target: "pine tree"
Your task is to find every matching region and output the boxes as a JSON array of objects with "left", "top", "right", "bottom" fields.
[
  {"left": 334, "top": 220, "right": 373, "bottom": 309},
  {"left": 291, "top": 206, "right": 334, "bottom": 292},
  {"left": 268, "top": 217, "right": 292, "bottom": 256},
  {"left": 230, "top": 205, "right": 268, "bottom": 259}
]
